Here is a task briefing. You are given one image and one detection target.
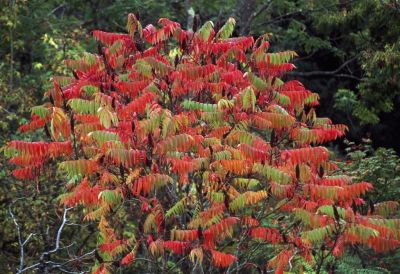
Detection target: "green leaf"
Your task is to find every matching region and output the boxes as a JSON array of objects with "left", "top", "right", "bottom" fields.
[
  {"left": 242, "top": 86, "right": 256, "bottom": 112},
  {"left": 182, "top": 100, "right": 217, "bottom": 112},
  {"left": 197, "top": 21, "right": 214, "bottom": 41},
  {"left": 217, "top": 17, "right": 235, "bottom": 39}
]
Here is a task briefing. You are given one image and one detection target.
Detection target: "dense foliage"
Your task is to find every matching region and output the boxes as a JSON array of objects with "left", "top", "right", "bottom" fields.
[
  {"left": 337, "top": 141, "right": 400, "bottom": 273},
  {"left": 2, "top": 1, "right": 400, "bottom": 150},
  {"left": 3, "top": 14, "right": 399, "bottom": 273}
]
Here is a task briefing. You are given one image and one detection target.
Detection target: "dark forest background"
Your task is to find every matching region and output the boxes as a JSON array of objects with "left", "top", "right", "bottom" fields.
[{"left": 1, "top": 0, "right": 399, "bottom": 273}]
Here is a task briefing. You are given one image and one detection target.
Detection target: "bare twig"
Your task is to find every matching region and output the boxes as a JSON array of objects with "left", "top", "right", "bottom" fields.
[
  {"left": 45, "top": 206, "right": 72, "bottom": 254},
  {"left": 47, "top": 2, "right": 66, "bottom": 16},
  {"left": 288, "top": 57, "right": 361, "bottom": 80},
  {"left": 16, "top": 206, "right": 82, "bottom": 274},
  {"left": 255, "top": 1, "right": 356, "bottom": 29},
  {"left": 9, "top": 199, "right": 36, "bottom": 273},
  {"left": 288, "top": 249, "right": 298, "bottom": 271},
  {"left": 226, "top": 228, "right": 248, "bottom": 274},
  {"left": 240, "top": 0, "right": 273, "bottom": 35},
  {"left": 18, "top": 263, "right": 41, "bottom": 273}
]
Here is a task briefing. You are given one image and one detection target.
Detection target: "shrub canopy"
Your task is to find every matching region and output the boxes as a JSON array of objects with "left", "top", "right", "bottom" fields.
[{"left": 4, "top": 14, "right": 400, "bottom": 273}]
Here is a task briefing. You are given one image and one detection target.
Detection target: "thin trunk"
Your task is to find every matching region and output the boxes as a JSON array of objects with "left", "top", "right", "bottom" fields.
[
  {"left": 234, "top": 0, "right": 257, "bottom": 35},
  {"left": 9, "top": 0, "right": 15, "bottom": 93},
  {"left": 185, "top": 0, "right": 194, "bottom": 31}
]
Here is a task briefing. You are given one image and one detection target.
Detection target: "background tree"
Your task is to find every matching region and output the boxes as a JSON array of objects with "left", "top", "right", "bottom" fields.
[{"left": 335, "top": 139, "right": 400, "bottom": 273}]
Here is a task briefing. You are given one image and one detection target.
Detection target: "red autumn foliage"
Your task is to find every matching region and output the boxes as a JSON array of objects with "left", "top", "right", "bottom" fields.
[{"left": 4, "top": 14, "right": 399, "bottom": 273}]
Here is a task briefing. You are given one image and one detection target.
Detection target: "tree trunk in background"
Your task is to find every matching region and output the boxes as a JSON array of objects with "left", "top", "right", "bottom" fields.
[
  {"left": 185, "top": 0, "right": 194, "bottom": 31},
  {"left": 235, "top": 0, "right": 257, "bottom": 35}
]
